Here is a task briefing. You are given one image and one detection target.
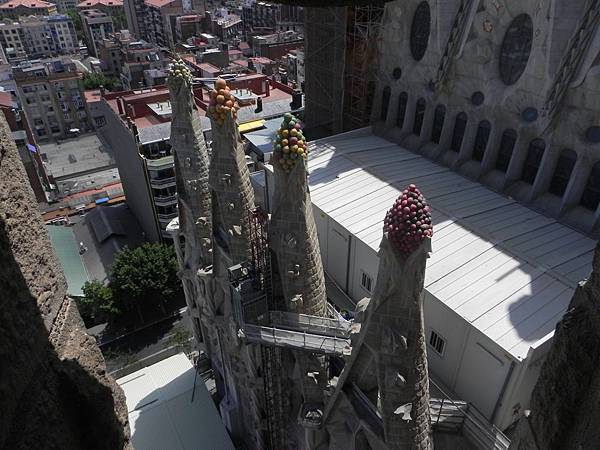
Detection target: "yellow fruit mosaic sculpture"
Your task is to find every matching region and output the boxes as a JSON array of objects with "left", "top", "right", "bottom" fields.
[
  {"left": 273, "top": 113, "right": 307, "bottom": 173},
  {"left": 207, "top": 78, "right": 240, "bottom": 126}
]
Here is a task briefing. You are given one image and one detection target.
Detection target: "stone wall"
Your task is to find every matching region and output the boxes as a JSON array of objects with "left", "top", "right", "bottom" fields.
[{"left": 0, "top": 115, "right": 130, "bottom": 450}]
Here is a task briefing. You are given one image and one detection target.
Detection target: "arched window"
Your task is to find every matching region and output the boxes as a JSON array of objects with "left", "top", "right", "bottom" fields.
[
  {"left": 581, "top": 162, "right": 600, "bottom": 211},
  {"left": 499, "top": 14, "right": 533, "bottom": 85},
  {"left": 521, "top": 139, "right": 546, "bottom": 184},
  {"left": 549, "top": 149, "right": 576, "bottom": 197},
  {"left": 410, "top": 2, "right": 431, "bottom": 61},
  {"left": 496, "top": 129, "right": 517, "bottom": 172},
  {"left": 472, "top": 120, "right": 491, "bottom": 162},
  {"left": 413, "top": 98, "right": 426, "bottom": 136},
  {"left": 397, "top": 92, "right": 408, "bottom": 128},
  {"left": 380, "top": 86, "right": 391, "bottom": 121},
  {"left": 431, "top": 105, "right": 446, "bottom": 144},
  {"left": 450, "top": 112, "right": 467, "bottom": 152}
]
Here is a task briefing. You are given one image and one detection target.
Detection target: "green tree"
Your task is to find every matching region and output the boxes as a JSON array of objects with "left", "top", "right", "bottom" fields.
[
  {"left": 66, "top": 10, "right": 84, "bottom": 43},
  {"left": 80, "top": 279, "right": 120, "bottom": 322},
  {"left": 110, "top": 243, "right": 182, "bottom": 323},
  {"left": 82, "top": 72, "right": 119, "bottom": 91}
]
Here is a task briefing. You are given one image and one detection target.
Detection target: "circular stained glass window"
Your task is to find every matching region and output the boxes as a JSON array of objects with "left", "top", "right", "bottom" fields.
[
  {"left": 499, "top": 14, "right": 533, "bottom": 85},
  {"left": 410, "top": 2, "right": 431, "bottom": 61}
]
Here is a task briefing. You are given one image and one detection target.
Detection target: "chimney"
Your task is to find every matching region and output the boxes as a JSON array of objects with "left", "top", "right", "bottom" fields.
[
  {"left": 99, "top": 84, "right": 105, "bottom": 97},
  {"left": 117, "top": 97, "right": 124, "bottom": 115},
  {"left": 248, "top": 58, "right": 255, "bottom": 71},
  {"left": 290, "top": 89, "right": 302, "bottom": 111},
  {"left": 255, "top": 96, "right": 262, "bottom": 113},
  {"left": 265, "top": 80, "right": 270, "bottom": 97}
]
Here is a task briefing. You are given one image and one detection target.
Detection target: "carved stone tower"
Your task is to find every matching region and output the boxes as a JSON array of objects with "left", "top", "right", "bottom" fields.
[{"left": 270, "top": 113, "right": 327, "bottom": 316}]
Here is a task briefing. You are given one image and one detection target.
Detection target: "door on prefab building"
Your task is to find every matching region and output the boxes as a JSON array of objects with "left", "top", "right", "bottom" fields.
[
  {"left": 327, "top": 223, "right": 351, "bottom": 292},
  {"left": 453, "top": 338, "right": 512, "bottom": 422}
]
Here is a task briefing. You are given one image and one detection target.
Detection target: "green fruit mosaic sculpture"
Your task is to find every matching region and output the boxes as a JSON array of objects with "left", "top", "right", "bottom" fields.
[{"left": 273, "top": 113, "right": 307, "bottom": 173}]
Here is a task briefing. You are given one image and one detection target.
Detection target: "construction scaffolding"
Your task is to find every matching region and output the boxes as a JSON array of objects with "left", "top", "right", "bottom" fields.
[
  {"left": 304, "top": 5, "right": 384, "bottom": 137},
  {"left": 304, "top": 6, "right": 348, "bottom": 137},
  {"left": 343, "top": 5, "right": 385, "bottom": 132}
]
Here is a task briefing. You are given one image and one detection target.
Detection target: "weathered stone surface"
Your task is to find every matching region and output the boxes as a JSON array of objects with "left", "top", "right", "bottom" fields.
[
  {"left": 0, "top": 115, "right": 130, "bottom": 449},
  {"left": 509, "top": 241, "right": 600, "bottom": 450},
  {"left": 271, "top": 155, "right": 327, "bottom": 317}
]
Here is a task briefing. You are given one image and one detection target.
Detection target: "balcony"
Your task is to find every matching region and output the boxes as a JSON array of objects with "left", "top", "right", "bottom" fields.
[
  {"left": 149, "top": 176, "right": 176, "bottom": 188},
  {"left": 146, "top": 155, "right": 174, "bottom": 170},
  {"left": 154, "top": 194, "right": 177, "bottom": 206},
  {"left": 157, "top": 211, "right": 178, "bottom": 223}
]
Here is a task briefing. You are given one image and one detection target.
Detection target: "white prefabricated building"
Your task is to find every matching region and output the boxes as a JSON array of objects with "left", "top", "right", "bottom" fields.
[{"left": 259, "top": 127, "right": 595, "bottom": 430}]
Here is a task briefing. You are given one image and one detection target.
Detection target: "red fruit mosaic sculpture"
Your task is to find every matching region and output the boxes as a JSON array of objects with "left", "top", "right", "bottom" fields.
[{"left": 384, "top": 184, "right": 433, "bottom": 255}]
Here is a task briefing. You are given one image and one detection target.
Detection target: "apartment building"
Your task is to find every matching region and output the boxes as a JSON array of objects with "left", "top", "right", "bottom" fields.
[
  {"left": 80, "top": 9, "right": 114, "bottom": 57},
  {"left": 96, "top": 30, "right": 132, "bottom": 76},
  {"left": 77, "top": 0, "right": 126, "bottom": 29},
  {"left": 13, "top": 57, "right": 92, "bottom": 140},
  {"left": 0, "top": 15, "right": 77, "bottom": 62},
  {"left": 143, "top": 0, "right": 205, "bottom": 48},
  {"left": 119, "top": 40, "right": 165, "bottom": 89},
  {"left": 241, "top": 1, "right": 303, "bottom": 34},
  {"left": 0, "top": 0, "right": 56, "bottom": 18}
]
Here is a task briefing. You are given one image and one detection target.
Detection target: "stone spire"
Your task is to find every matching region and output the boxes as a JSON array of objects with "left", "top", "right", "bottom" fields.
[
  {"left": 374, "top": 185, "right": 433, "bottom": 449},
  {"left": 168, "top": 59, "right": 213, "bottom": 273},
  {"left": 325, "top": 185, "right": 433, "bottom": 450},
  {"left": 207, "top": 78, "right": 255, "bottom": 265},
  {"left": 270, "top": 113, "right": 327, "bottom": 316}
]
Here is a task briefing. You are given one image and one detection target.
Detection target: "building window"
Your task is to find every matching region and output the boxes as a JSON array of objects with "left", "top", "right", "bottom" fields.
[
  {"left": 430, "top": 104, "right": 445, "bottom": 144},
  {"left": 450, "top": 112, "right": 467, "bottom": 152},
  {"left": 472, "top": 120, "right": 491, "bottom": 162},
  {"left": 581, "top": 162, "right": 600, "bottom": 211},
  {"left": 429, "top": 330, "right": 446, "bottom": 356},
  {"left": 380, "top": 86, "right": 391, "bottom": 121},
  {"left": 496, "top": 129, "right": 517, "bottom": 172},
  {"left": 397, "top": 92, "right": 408, "bottom": 128},
  {"left": 410, "top": 1, "right": 430, "bottom": 61},
  {"left": 521, "top": 139, "right": 546, "bottom": 184},
  {"left": 413, "top": 98, "right": 426, "bottom": 136},
  {"left": 499, "top": 14, "right": 533, "bottom": 86},
  {"left": 549, "top": 149, "right": 576, "bottom": 197},
  {"left": 360, "top": 270, "right": 373, "bottom": 293}
]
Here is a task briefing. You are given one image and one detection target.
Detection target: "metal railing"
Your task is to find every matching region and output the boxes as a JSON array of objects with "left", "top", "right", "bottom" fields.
[
  {"left": 243, "top": 323, "right": 350, "bottom": 355},
  {"left": 429, "top": 377, "right": 510, "bottom": 450},
  {"left": 268, "top": 310, "right": 351, "bottom": 338}
]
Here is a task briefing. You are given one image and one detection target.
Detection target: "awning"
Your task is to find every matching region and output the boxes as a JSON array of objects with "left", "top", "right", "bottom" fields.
[{"left": 239, "top": 119, "right": 265, "bottom": 134}]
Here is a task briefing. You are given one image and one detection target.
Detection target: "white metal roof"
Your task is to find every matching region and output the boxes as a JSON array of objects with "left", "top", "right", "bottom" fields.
[
  {"left": 117, "top": 353, "right": 235, "bottom": 450},
  {"left": 307, "top": 128, "right": 595, "bottom": 360}
]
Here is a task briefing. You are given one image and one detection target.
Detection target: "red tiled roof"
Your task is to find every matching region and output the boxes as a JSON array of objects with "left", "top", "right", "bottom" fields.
[
  {"left": 144, "top": 0, "right": 172, "bottom": 8},
  {"left": 228, "top": 49, "right": 242, "bottom": 56},
  {"left": 197, "top": 62, "right": 220, "bottom": 74},
  {"left": 77, "top": 0, "right": 123, "bottom": 7},
  {"left": 0, "top": 91, "right": 12, "bottom": 108},
  {"left": 251, "top": 56, "right": 273, "bottom": 65},
  {"left": 238, "top": 42, "right": 250, "bottom": 50},
  {"left": 0, "top": 0, "right": 54, "bottom": 9}
]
